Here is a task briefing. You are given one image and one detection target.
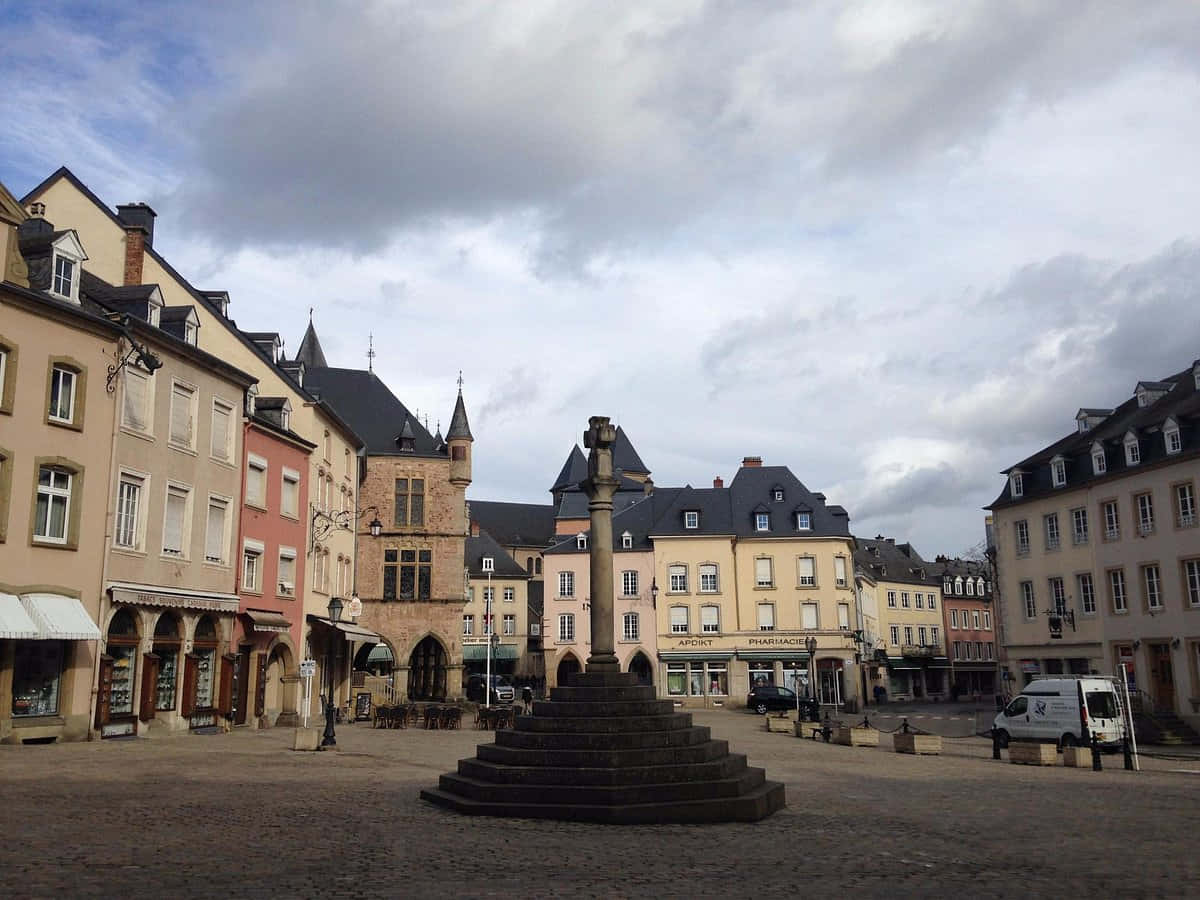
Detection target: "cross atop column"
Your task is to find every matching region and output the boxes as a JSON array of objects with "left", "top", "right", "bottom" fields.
[{"left": 583, "top": 416, "right": 618, "bottom": 485}]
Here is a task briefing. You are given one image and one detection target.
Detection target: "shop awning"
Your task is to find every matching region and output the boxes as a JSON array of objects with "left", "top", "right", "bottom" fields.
[
  {"left": 306, "top": 614, "right": 380, "bottom": 643},
  {"left": 462, "top": 643, "right": 519, "bottom": 661},
  {"left": 109, "top": 582, "right": 240, "bottom": 613},
  {"left": 244, "top": 609, "right": 293, "bottom": 633},
  {"left": 885, "top": 657, "right": 921, "bottom": 670},
  {"left": 737, "top": 650, "right": 813, "bottom": 661},
  {"left": 21, "top": 593, "right": 101, "bottom": 640},
  {"left": 0, "top": 592, "right": 39, "bottom": 639},
  {"left": 659, "top": 650, "right": 734, "bottom": 661}
]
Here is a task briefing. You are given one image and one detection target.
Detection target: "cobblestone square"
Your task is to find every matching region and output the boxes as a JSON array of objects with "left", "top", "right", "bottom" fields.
[{"left": 2, "top": 709, "right": 1196, "bottom": 898}]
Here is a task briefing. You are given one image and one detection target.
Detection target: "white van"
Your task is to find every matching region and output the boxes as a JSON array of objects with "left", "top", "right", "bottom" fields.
[{"left": 993, "top": 677, "right": 1123, "bottom": 750}]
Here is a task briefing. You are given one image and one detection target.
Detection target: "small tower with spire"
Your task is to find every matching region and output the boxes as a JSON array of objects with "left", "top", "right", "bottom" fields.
[{"left": 447, "top": 371, "right": 473, "bottom": 488}]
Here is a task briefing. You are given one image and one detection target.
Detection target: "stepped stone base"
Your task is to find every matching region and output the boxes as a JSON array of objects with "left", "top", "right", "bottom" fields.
[{"left": 421, "top": 672, "right": 785, "bottom": 823}]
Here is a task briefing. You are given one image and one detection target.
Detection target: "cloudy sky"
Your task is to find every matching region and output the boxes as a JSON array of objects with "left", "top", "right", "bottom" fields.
[{"left": 4, "top": 1, "right": 1200, "bottom": 556}]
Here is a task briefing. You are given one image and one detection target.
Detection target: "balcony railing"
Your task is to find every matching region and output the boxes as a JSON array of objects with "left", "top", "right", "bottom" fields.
[
  {"left": 1104, "top": 528, "right": 1120, "bottom": 541},
  {"left": 1138, "top": 521, "right": 1155, "bottom": 536},
  {"left": 1046, "top": 536, "right": 1060, "bottom": 551},
  {"left": 1179, "top": 513, "right": 1196, "bottom": 528},
  {"left": 901, "top": 644, "right": 942, "bottom": 657},
  {"left": 1072, "top": 531, "right": 1088, "bottom": 545}
]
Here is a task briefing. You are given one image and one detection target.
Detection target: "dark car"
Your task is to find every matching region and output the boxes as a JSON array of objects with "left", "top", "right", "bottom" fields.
[
  {"left": 466, "top": 674, "right": 515, "bottom": 704},
  {"left": 747, "top": 685, "right": 818, "bottom": 718}
]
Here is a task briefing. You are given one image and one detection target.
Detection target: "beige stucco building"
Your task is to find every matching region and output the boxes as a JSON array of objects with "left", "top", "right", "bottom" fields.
[{"left": 462, "top": 533, "right": 533, "bottom": 679}]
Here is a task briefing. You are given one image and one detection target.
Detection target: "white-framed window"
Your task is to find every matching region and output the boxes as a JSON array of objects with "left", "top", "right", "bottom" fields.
[
  {"left": 1078, "top": 572, "right": 1096, "bottom": 615},
  {"left": 483, "top": 586, "right": 495, "bottom": 604},
  {"left": 900, "top": 591, "right": 910, "bottom": 608},
  {"left": 277, "top": 547, "right": 297, "bottom": 596},
  {"left": 699, "top": 563, "right": 718, "bottom": 593},
  {"left": 669, "top": 564, "right": 688, "bottom": 593},
  {"left": 162, "top": 483, "right": 191, "bottom": 558},
  {"left": 483, "top": 611, "right": 493, "bottom": 635},
  {"left": 918, "top": 626, "right": 927, "bottom": 646},
  {"left": 755, "top": 512, "right": 770, "bottom": 532},
  {"left": 576, "top": 533, "right": 587, "bottom": 550},
  {"left": 950, "top": 609, "right": 959, "bottom": 629},
  {"left": 684, "top": 511, "right": 699, "bottom": 529},
  {"left": 701, "top": 605, "right": 719, "bottom": 634},
  {"left": 242, "top": 539, "right": 264, "bottom": 592},
  {"left": 1142, "top": 564, "right": 1163, "bottom": 610},
  {"left": 52, "top": 252, "right": 78, "bottom": 300},
  {"left": 890, "top": 625, "right": 900, "bottom": 646},
  {"left": 168, "top": 381, "right": 197, "bottom": 449},
  {"left": 1021, "top": 581, "right": 1036, "bottom": 620},
  {"left": 1165, "top": 421, "right": 1182, "bottom": 455},
  {"left": 1044, "top": 513, "right": 1060, "bottom": 550},
  {"left": 1015, "top": 520, "right": 1030, "bottom": 555},
  {"left": 834, "top": 556, "right": 847, "bottom": 588},
  {"left": 927, "top": 592, "right": 936, "bottom": 610},
  {"left": 774, "top": 489, "right": 784, "bottom": 502},
  {"left": 621, "top": 531, "right": 633, "bottom": 549},
  {"left": 1010, "top": 471, "right": 1023, "bottom": 497},
  {"left": 1092, "top": 444, "right": 1107, "bottom": 475},
  {"left": 48, "top": 365, "right": 77, "bottom": 424},
  {"left": 1103, "top": 500, "right": 1120, "bottom": 540},
  {"left": 887, "top": 590, "right": 896, "bottom": 608},
  {"left": 1176, "top": 483, "right": 1196, "bottom": 528},
  {"left": 796, "top": 511, "right": 811, "bottom": 530},
  {"left": 755, "top": 557, "right": 774, "bottom": 588},
  {"left": 837, "top": 603, "right": 850, "bottom": 630},
  {"left": 121, "top": 366, "right": 152, "bottom": 432},
  {"left": 1049, "top": 577, "right": 1067, "bottom": 616},
  {"left": 558, "top": 613, "right": 575, "bottom": 642},
  {"left": 1051, "top": 457, "right": 1067, "bottom": 488},
  {"left": 670, "top": 606, "right": 689, "bottom": 634},
  {"left": 1072, "top": 507, "right": 1089, "bottom": 544},
  {"left": 246, "top": 454, "right": 268, "bottom": 508},
  {"left": 1109, "top": 569, "right": 1127, "bottom": 613},
  {"left": 757, "top": 602, "right": 775, "bottom": 631},
  {"left": 930, "top": 626, "right": 939, "bottom": 647},
  {"left": 210, "top": 398, "right": 234, "bottom": 461},
  {"left": 797, "top": 556, "right": 815, "bottom": 587},
  {"left": 983, "top": 610, "right": 992, "bottom": 629},
  {"left": 462, "top": 614, "right": 474, "bottom": 636},
  {"left": 503, "top": 613, "right": 516, "bottom": 636},
  {"left": 1125, "top": 433, "right": 1140, "bottom": 466},
  {"left": 971, "top": 609, "right": 980, "bottom": 629},
  {"left": 903, "top": 626, "right": 913, "bottom": 646},
  {"left": 503, "top": 586, "right": 515, "bottom": 603},
  {"left": 1183, "top": 559, "right": 1200, "bottom": 607},
  {"left": 281, "top": 469, "right": 300, "bottom": 518},
  {"left": 915, "top": 592, "right": 924, "bottom": 609},
  {"left": 204, "top": 495, "right": 229, "bottom": 565},
  {"left": 1136, "top": 492, "right": 1155, "bottom": 535},
  {"left": 953, "top": 641, "right": 962, "bottom": 659},
  {"left": 34, "top": 466, "right": 72, "bottom": 543},
  {"left": 622, "top": 612, "right": 639, "bottom": 641},
  {"left": 558, "top": 570, "right": 575, "bottom": 598},
  {"left": 801, "top": 602, "right": 818, "bottom": 629},
  {"left": 964, "top": 579, "right": 974, "bottom": 597},
  {"left": 954, "top": 576, "right": 963, "bottom": 595},
  {"left": 622, "top": 570, "right": 639, "bottom": 597},
  {"left": 944, "top": 578, "right": 953, "bottom": 594},
  {"left": 0, "top": 345, "right": 7, "bottom": 402},
  {"left": 115, "top": 471, "right": 146, "bottom": 550}
]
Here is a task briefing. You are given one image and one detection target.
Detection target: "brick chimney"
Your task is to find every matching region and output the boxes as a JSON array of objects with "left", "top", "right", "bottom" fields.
[
  {"left": 117, "top": 203, "right": 156, "bottom": 286},
  {"left": 741, "top": 456, "right": 762, "bottom": 468},
  {"left": 713, "top": 476, "right": 724, "bottom": 488}
]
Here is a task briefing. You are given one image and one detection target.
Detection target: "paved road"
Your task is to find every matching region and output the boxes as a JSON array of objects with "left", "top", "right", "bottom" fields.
[{"left": 2, "top": 709, "right": 1196, "bottom": 897}]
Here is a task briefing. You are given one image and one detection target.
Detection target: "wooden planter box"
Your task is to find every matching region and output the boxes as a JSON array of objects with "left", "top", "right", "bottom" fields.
[
  {"left": 1062, "top": 746, "right": 1091, "bottom": 767},
  {"left": 765, "top": 714, "right": 795, "bottom": 733},
  {"left": 834, "top": 726, "right": 878, "bottom": 747},
  {"left": 893, "top": 733, "right": 942, "bottom": 755},
  {"left": 1008, "top": 742, "right": 1057, "bottom": 766}
]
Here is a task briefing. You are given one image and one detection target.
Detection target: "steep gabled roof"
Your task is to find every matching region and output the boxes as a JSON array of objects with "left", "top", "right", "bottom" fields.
[
  {"left": 613, "top": 426, "right": 649, "bottom": 476},
  {"left": 302, "top": 366, "right": 441, "bottom": 456},
  {"left": 295, "top": 320, "right": 329, "bottom": 368},
  {"left": 727, "top": 465, "right": 851, "bottom": 537},
  {"left": 545, "top": 489, "right": 682, "bottom": 555},
  {"left": 853, "top": 537, "right": 935, "bottom": 587},
  {"left": 469, "top": 500, "right": 556, "bottom": 548},
  {"left": 550, "top": 445, "right": 588, "bottom": 493},
  {"left": 447, "top": 390, "right": 473, "bottom": 441}
]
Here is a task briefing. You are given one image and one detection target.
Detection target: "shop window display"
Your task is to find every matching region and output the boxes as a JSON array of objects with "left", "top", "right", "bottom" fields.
[
  {"left": 666, "top": 662, "right": 687, "bottom": 696},
  {"left": 105, "top": 609, "right": 140, "bottom": 719},
  {"left": 153, "top": 615, "right": 181, "bottom": 710},
  {"left": 12, "top": 641, "right": 63, "bottom": 717}
]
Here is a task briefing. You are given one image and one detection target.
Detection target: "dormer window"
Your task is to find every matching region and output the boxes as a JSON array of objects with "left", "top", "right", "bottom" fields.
[
  {"left": 184, "top": 321, "right": 198, "bottom": 346},
  {"left": 148, "top": 296, "right": 163, "bottom": 327},
  {"left": 796, "top": 512, "right": 812, "bottom": 530},
  {"left": 246, "top": 385, "right": 258, "bottom": 417},
  {"left": 1124, "top": 431, "right": 1141, "bottom": 466},
  {"left": 773, "top": 488, "right": 784, "bottom": 502},
  {"left": 684, "top": 511, "right": 699, "bottom": 529},
  {"left": 1010, "top": 471, "right": 1024, "bottom": 498},
  {"left": 1091, "top": 442, "right": 1106, "bottom": 475},
  {"left": 53, "top": 255, "right": 74, "bottom": 297},
  {"left": 966, "top": 578, "right": 975, "bottom": 596},
  {"left": 1164, "top": 418, "right": 1182, "bottom": 455},
  {"left": 621, "top": 530, "right": 633, "bottom": 549},
  {"left": 279, "top": 403, "right": 291, "bottom": 431},
  {"left": 1051, "top": 456, "right": 1067, "bottom": 488},
  {"left": 943, "top": 578, "right": 952, "bottom": 593},
  {"left": 46, "top": 231, "right": 86, "bottom": 305},
  {"left": 576, "top": 533, "right": 587, "bottom": 550},
  {"left": 755, "top": 512, "right": 769, "bottom": 532},
  {"left": 955, "top": 576, "right": 963, "bottom": 595}
]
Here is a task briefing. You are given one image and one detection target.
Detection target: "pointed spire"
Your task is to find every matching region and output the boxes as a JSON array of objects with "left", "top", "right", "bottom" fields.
[
  {"left": 296, "top": 318, "right": 328, "bottom": 369},
  {"left": 447, "top": 374, "right": 473, "bottom": 441}
]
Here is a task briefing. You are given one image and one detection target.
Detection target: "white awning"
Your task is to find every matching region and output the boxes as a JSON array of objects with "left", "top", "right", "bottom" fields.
[
  {"left": 244, "top": 609, "right": 293, "bottom": 634},
  {"left": 307, "top": 614, "right": 380, "bottom": 644},
  {"left": 108, "top": 583, "right": 240, "bottom": 614},
  {"left": 20, "top": 593, "right": 101, "bottom": 640},
  {"left": 0, "top": 592, "right": 39, "bottom": 639}
]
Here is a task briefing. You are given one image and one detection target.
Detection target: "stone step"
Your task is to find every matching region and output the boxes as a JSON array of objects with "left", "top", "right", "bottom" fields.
[
  {"left": 476, "top": 738, "right": 731, "bottom": 769},
  {"left": 550, "top": 684, "right": 658, "bottom": 702},
  {"left": 419, "top": 779, "right": 786, "bottom": 824},
  {"left": 514, "top": 713, "right": 692, "bottom": 733},
  {"left": 531, "top": 699, "right": 677, "bottom": 718},
  {"left": 565, "top": 672, "right": 643, "bottom": 689},
  {"left": 457, "top": 752, "right": 751, "bottom": 786},
  {"left": 437, "top": 767, "right": 766, "bottom": 806},
  {"left": 495, "top": 725, "right": 713, "bottom": 751}
]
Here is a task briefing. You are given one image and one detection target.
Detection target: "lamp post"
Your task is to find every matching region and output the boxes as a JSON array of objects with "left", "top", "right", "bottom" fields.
[
  {"left": 322, "top": 595, "right": 344, "bottom": 748},
  {"left": 805, "top": 635, "right": 818, "bottom": 710},
  {"left": 483, "top": 556, "right": 494, "bottom": 708}
]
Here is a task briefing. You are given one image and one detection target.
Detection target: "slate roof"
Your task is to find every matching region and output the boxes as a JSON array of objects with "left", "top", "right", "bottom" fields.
[
  {"left": 159, "top": 306, "right": 196, "bottom": 323},
  {"left": 295, "top": 320, "right": 328, "bottom": 368},
  {"left": 544, "top": 489, "right": 683, "bottom": 555},
  {"left": 301, "top": 365, "right": 441, "bottom": 456},
  {"left": 554, "top": 486, "right": 649, "bottom": 521},
  {"left": 852, "top": 537, "right": 936, "bottom": 587},
  {"left": 727, "top": 465, "right": 851, "bottom": 538},
  {"left": 550, "top": 445, "right": 588, "bottom": 493},
  {"left": 990, "top": 360, "right": 1200, "bottom": 509},
  {"left": 613, "top": 426, "right": 649, "bottom": 476},
  {"left": 469, "top": 500, "right": 556, "bottom": 548},
  {"left": 447, "top": 391, "right": 472, "bottom": 441},
  {"left": 465, "top": 532, "right": 529, "bottom": 578}
]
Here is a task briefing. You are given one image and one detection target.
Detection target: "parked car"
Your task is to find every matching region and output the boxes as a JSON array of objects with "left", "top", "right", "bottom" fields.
[
  {"left": 746, "top": 685, "right": 818, "bottom": 718},
  {"left": 466, "top": 674, "right": 515, "bottom": 704},
  {"left": 992, "top": 677, "right": 1123, "bottom": 750}
]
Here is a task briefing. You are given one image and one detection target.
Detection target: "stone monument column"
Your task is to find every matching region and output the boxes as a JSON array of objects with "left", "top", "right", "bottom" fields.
[{"left": 581, "top": 416, "right": 620, "bottom": 673}]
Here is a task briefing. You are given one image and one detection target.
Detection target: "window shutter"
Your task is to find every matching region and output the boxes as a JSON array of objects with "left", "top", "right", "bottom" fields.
[
  {"left": 211, "top": 405, "right": 230, "bottom": 458},
  {"left": 757, "top": 603, "right": 774, "bottom": 628},
  {"left": 802, "top": 604, "right": 817, "bottom": 629},
  {"left": 670, "top": 607, "right": 687, "bottom": 628},
  {"left": 838, "top": 604, "right": 850, "bottom": 628},
  {"left": 170, "top": 386, "right": 192, "bottom": 444},
  {"left": 140, "top": 654, "right": 160, "bottom": 722},
  {"left": 834, "top": 557, "right": 846, "bottom": 583},
  {"left": 219, "top": 654, "right": 236, "bottom": 717},
  {"left": 123, "top": 370, "right": 147, "bottom": 429},
  {"left": 247, "top": 465, "right": 264, "bottom": 505},
  {"left": 701, "top": 606, "right": 718, "bottom": 629},
  {"left": 755, "top": 558, "right": 772, "bottom": 585},
  {"left": 164, "top": 489, "right": 186, "bottom": 553},
  {"left": 205, "top": 502, "right": 225, "bottom": 561}
]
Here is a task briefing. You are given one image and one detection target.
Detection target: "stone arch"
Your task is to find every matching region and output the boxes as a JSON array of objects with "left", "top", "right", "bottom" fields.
[
  {"left": 627, "top": 650, "right": 654, "bottom": 687},
  {"left": 555, "top": 652, "right": 582, "bottom": 688},
  {"left": 354, "top": 638, "right": 396, "bottom": 676},
  {"left": 407, "top": 633, "right": 449, "bottom": 701},
  {"left": 262, "top": 634, "right": 299, "bottom": 726}
]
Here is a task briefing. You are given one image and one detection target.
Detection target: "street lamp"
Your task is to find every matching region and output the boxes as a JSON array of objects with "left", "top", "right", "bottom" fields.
[
  {"left": 369, "top": 517, "right": 382, "bottom": 538},
  {"left": 322, "top": 595, "right": 344, "bottom": 748},
  {"left": 805, "top": 635, "right": 818, "bottom": 707},
  {"left": 483, "top": 556, "right": 494, "bottom": 708},
  {"left": 651, "top": 579, "right": 659, "bottom": 609}
]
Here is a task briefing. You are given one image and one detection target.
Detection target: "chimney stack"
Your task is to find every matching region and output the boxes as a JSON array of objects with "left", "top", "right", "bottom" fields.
[
  {"left": 713, "top": 476, "right": 724, "bottom": 488},
  {"left": 741, "top": 456, "right": 762, "bottom": 468},
  {"left": 117, "top": 203, "right": 155, "bottom": 286}
]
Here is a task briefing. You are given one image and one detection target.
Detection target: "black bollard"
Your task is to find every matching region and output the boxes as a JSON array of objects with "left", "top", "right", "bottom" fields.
[
  {"left": 901, "top": 717, "right": 910, "bottom": 735},
  {"left": 1091, "top": 731, "right": 1102, "bottom": 772},
  {"left": 1123, "top": 732, "right": 1134, "bottom": 771},
  {"left": 862, "top": 715, "right": 871, "bottom": 729},
  {"left": 992, "top": 727, "right": 1001, "bottom": 760}
]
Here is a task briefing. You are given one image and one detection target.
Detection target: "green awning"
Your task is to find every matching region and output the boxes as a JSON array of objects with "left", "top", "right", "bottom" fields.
[{"left": 462, "top": 644, "right": 518, "bottom": 661}]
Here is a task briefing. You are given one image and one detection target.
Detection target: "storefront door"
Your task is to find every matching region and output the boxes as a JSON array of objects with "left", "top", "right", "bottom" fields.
[
  {"left": 1149, "top": 643, "right": 1176, "bottom": 713},
  {"left": 232, "top": 647, "right": 251, "bottom": 726}
]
